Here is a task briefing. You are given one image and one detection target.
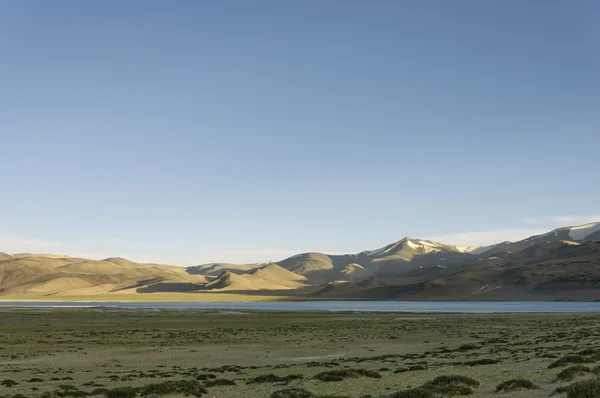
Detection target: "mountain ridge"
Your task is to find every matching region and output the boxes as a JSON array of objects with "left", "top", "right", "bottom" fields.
[{"left": 1, "top": 221, "right": 599, "bottom": 299}]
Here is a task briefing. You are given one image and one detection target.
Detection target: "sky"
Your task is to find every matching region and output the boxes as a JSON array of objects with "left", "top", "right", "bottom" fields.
[{"left": 1, "top": 0, "right": 599, "bottom": 265}]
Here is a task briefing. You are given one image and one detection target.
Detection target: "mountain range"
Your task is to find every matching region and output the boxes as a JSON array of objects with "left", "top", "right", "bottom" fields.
[{"left": 1, "top": 221, "right": 599, "bottom": 300}]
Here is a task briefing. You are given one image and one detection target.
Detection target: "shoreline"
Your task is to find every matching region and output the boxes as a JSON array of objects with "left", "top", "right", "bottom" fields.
[{"left": 1, "top": 298, "right": 600, "bottom": 314}]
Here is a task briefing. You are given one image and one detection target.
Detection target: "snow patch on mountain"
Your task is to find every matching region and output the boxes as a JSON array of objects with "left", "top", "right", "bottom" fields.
[
  {"left": 405, "top": 240, "right": 443, "bottom": 253},
  {"left": 415, "top": 240, "right": 431, "bottom": 248},
  {"left": 569, "top": 222, "right": 600, "bottom": 241}
]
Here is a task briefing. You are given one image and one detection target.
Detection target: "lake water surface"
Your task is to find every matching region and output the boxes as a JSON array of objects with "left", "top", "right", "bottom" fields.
[{"left": 1, "top": 301, "right": 600, "bottom": 313}]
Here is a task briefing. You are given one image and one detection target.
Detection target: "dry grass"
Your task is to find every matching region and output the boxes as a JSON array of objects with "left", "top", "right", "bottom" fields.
[{"left": 0, "top": 309, "right": 600, "bottom": 398}]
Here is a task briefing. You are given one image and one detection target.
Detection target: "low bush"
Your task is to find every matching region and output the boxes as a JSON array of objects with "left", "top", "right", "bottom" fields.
[
  {"left": 316, "top": 396, "right": 351, "bottom": 398},
  {"left": 565, "top": 378, "right": 600, "bottom": 398},
  {"left": 420, "top": 375, "right": 480, "bottom": 396},
  {"left": 104, "top": 387, "right": 139, "bottom": 398},
  {"left": 270, "top": 388, "right": 314, "bottom": 398},
  {"left": 139, "top": 380, "right": 206, "bottom": 397},
  {"left": 577, "top": 348, "right": 600, "bottom": 356},
  {"left": 203, "top": 378, "right": 236, "bottom": 387},
  {"left": 314, "top": 369, "right": 381, "bottom": 382},
  {"left": 394, "top": 366, "right": 426, "bottom": 374},
  {"left": 56, "top": 390, "right": 89, "bottom": 398},
  {"left": 495, "top": 379, "right": 540, "bottom": 392},
  {"left": 549, "top": 355, "right": 592, "bottom": 369},
  {"left": 553, "top": 385, "right": 569, "bottom": 395},
  {"left": 555, "top": 365, "right": 591, "bottom": 382},
  {"left": 247, "top": 374, "right": 303, "bottom": 384},
  {"left": 424, "top": 375, "right": 479, "bottom": 388},
  {"left": 463, "top": 358, "right": 501, "bottom": 366},
  {"left": 427, "top": 385, "right": 472, "bottom": 395},
  {"left": 195, "top": 374, "right": 217, "bottom": 381},
  {"left": 457, "top": 344, "right": 478, "bottom": 351},
  {"left": 388, "top": 388, "right": 434, "bottom": 398}
]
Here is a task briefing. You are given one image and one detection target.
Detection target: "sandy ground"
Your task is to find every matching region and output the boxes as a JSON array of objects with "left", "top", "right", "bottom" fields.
[
  {"left": 0, "top": 292, "right": 290, "bottom": 302},
  {"left": 0, "top": 309, "right": 599, "bottom": 397}
]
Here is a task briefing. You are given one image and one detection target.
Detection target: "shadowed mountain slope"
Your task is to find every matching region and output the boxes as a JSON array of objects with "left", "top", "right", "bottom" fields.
[{"left": 360, "top": 240, "right": 600, "bottom": 300}]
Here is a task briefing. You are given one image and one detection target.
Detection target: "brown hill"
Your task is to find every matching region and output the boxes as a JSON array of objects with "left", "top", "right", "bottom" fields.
[
  {"left": 0, "top": 255, "right": 205, "bottom": 296},
  {"left": 202, "top": 264, "right": 307, "bottom": 291},
  {"left": 0, "top": 252, "right": 13, "bottom": 261}
]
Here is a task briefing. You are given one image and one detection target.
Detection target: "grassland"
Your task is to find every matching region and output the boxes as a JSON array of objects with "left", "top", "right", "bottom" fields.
[
  {"left": 0, "top": 292, "right": 291, "bottom": 302},
  {"left": 1, "top": 309, "right": 600, "bottom": 398}
]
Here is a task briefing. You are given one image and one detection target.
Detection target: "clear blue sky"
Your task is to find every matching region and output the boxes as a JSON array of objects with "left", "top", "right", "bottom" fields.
[{"left": 1, "top": 0, "right": 598, "bottom": 265}]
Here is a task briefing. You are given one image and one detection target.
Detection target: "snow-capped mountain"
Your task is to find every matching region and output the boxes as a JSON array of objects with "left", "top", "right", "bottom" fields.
[{"left": 478, "top": 222, "right": 600, "bottom": 256}]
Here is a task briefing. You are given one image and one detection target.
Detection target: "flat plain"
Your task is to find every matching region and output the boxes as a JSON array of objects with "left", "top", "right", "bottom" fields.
[{"left": 1, "top": 309, "right": 600, "bottom": 398}]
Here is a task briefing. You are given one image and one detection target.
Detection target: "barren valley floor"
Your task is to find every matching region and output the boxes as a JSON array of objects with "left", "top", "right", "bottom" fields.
[{"left": 1, "top": 309, "right": 599, "bottom": 397}]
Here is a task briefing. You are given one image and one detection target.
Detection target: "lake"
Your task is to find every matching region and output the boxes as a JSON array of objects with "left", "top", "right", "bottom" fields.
[{"left": 1, "top": 301, "right": 600, "bottom": 313}]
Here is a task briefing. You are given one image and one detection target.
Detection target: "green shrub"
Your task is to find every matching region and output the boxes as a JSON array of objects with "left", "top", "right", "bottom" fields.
[
  {"left": 104, "top": 387, "right": 139, "bottom": 398},
  {"left": 1, "top": 380, "right": 19, "bottom": 387},
  {"left": 424, "top": 375, "right": 480, "bottom": 387},
  {"left": 268, "top": 388, "right": 350, "bottom": 398},
  {"left": 139, "top": 380, "right": 206, "bottom": 397},
  {"left": 315, "top": 396, "right": 351, "bottom": 398},
  {"left": 270, "top": 388, "right": 315, "bottom": 398},
  {"left": 463, "top": 358, "right": 501, "bottom": 366},
  {"left": 553, "top": 385, "right": 569, "bottom": 395},
  {"left": 592, "top": 365, "right": 600, "bottom": 375},
  {"left": 427, "top": 385, "right": 473, "bottom": 395},
  {"left": 457, "top": 344, "right": 478, "bottom": 351},
  {"left": 314, "top": 369, "right": 381, "bottom": 382},
  {"left": 495, "top": 379, "right": 540, "bottom": 392},
  {"left": 203, "top": 378, "right": 236, "bottom": 387},
  {"left": 556, "top": 365, "right": 591, "bottom": 382},
  {"left": 90, "top": 388, "right": 109, "bottom": 396},
  {"left": 420, "top": 375, "right": 480, "bottom": 396},
  {"left": 56, "top": 390, "right": 89, "bottom": 398},
  {"left": 394, "top": 366, "right": 426, "bottom": 374},
  {"left": 565, "top": 378, "right": 600, "bottom": 398},
  {"left": 576, "top": 348, "right": 600, "bottom": 356},
  {"left": 247, "top": 374, "right": 303, "bottom": 384},
  {"left": 388, "top": 388, "right": 434, "bottom": 398},
  {"left": 549, "top": 355, "right": 592, "bottom": 369},
  {"left": 195, "top": 374, "right": 217, "bottom": 381}
]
